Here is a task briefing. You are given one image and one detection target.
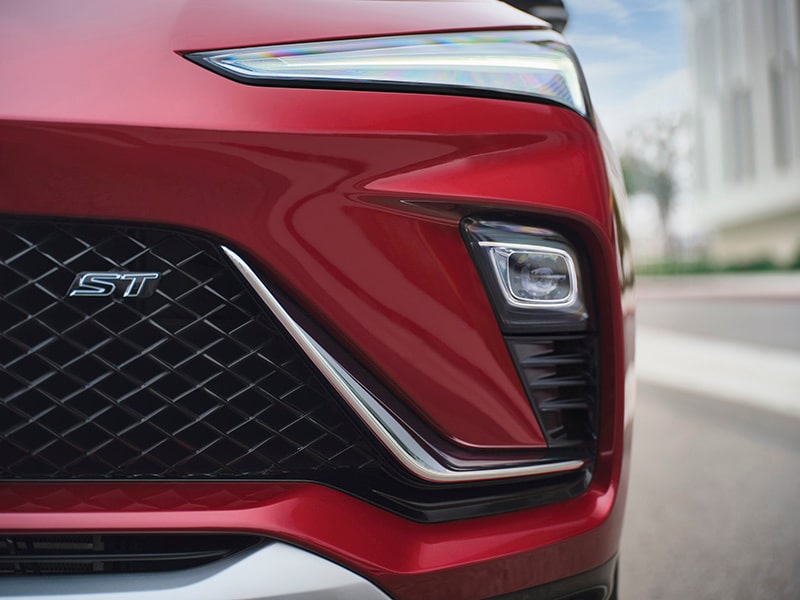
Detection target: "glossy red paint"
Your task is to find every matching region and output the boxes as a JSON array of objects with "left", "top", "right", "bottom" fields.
[
  {"left": 0, "top": 1, "right": 633, "bottom": 597},
  {"left": 0, "top": 479, "right": 624, "bottom": 600},
  {"left": 0, "top": 0, "right": 544, "bottom": 128},
  {"left": 0, "top": 98, "right": 616, "bottom": 449}
]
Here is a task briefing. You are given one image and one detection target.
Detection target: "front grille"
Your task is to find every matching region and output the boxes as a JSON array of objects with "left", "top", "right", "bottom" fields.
[
  {"left": 0, "top": 220, "right": 378, "bottom": 479},
  {"left": 0, "top": 218, "right": 592, "bottom": 522},
  {"left": 507, "top": 334, "right": 597, "bottom": 447},
  {"left": 0, "top": 533, "right": 261, "bottom": 575}
]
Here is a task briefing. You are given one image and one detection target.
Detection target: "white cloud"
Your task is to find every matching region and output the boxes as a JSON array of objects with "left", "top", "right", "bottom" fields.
[
  {"left": 568, "top": 33, "right": 654, "bottom": 55},
  {"left": 579, "top": 58, "right": 639, "bottom": 89},
  {"left": 592, "top": 67, "right": 690, "bottom": 142},
  {"left": 566, "top": 0, "right": 632, "bottom": 24},
  {"left": 564, "top": 1, "right": 690, "bottom": 139},
  {"left": 638, "top": 0, "right": 682, "bottom": 15}
]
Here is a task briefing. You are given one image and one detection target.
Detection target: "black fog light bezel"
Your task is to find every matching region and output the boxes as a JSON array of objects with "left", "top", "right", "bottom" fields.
[
  {"left": 462, "top": 215, "right": 598, "bottom": 448},
  {"left": 461, "top": 217, "right": 590, "bottom": 334}
]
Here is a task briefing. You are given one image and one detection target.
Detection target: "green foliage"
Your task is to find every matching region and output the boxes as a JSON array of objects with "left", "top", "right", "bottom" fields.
[
  {"left": 635, "top": 257, "right": 796, "bottom": 276},
  {"left": 791, "top": 245, "right": 800, "bottom": 270},
  {"left": 620, "top": 154, "right": 656, "bottom": 196}
]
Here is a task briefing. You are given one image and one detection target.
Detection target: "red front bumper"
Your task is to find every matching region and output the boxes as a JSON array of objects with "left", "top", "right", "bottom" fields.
[{"left": 0, "top": 3, "right": 633, "bottom": 597}]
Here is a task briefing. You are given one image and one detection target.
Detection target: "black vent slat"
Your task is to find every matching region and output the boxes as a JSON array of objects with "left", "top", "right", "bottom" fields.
[
  {"left": 538, "top": 399, "right": 591, "bottom": 410},
  {"left": 0, "top": 220, "right": 378, "bottom": 479},
  {"left": 522, "top": 376, "right": 592, "bottom": 389},
  {"left": 2, "top": 550, "right": 228, "bottom": 564},
  {"left": 517, "top": 354, "right": 585, "bottom": 367},
  {"left": 0, "top": 534, "right": 262, "bottom": 575},
  {"left": 508, "top": 334, "right": 598, "bottom": 447}
]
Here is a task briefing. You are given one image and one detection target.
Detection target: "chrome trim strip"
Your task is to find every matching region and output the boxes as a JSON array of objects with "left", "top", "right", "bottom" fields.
[
  {"left": 0, "top": 542, "right": 391, "bottom": 600},
  {"left": 222, "top": 246, "right": 585, "bottom": 482}
]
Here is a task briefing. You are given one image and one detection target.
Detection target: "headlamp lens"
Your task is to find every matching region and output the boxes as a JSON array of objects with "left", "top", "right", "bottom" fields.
[{"left": 187, "top": 31, "right": 588, "bottom": 116}]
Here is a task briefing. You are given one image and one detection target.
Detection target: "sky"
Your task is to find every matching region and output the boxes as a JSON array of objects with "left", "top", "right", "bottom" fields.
[{"left": 564, "top": 0, "right": 689, "bottom": 142}]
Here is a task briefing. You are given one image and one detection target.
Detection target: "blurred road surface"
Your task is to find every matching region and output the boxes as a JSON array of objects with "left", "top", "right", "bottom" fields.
[
  {"left": 621, "top": 274, "right": 800, "bottom": 599},
  {"left": 637, "top": 274, "right": 800, "bottom": 352}
]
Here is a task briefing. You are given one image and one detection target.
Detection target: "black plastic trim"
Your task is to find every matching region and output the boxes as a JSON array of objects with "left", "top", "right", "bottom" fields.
[
  {"left": 0, "top": 534, "right": 264, "bottom": 576},
  {"left": 487, "top": 555, "right": 617, "bottom": 600}
]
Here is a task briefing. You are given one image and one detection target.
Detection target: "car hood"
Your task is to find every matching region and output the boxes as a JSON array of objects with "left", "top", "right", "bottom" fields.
[
  {"left": 0, "top": 0, "right": 546, "bottom": 125},
  {"left": 2, "top": 0, "right": 546, "bottom": 52}
]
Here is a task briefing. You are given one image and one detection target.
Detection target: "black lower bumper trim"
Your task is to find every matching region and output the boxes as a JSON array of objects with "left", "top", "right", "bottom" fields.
[{"left": 487, "top": 555, "right": 617, "bottom": 600}]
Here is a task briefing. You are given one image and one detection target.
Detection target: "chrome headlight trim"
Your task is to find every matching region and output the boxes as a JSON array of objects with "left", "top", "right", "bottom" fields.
[{"left": 222, "top": 246, "right": 585, "bottom": 483}]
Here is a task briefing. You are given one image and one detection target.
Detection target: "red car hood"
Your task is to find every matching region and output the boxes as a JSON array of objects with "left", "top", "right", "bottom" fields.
[{"left": 0, "top": 0, "right": 546, "bottom": 124}]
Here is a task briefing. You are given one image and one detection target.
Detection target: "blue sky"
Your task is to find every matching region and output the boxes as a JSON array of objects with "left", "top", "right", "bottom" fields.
[{"left": 564, "top": 0, "right": 689, "bottom": 140}]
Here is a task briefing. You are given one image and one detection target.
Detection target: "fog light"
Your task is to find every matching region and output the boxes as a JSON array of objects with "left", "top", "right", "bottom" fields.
[
  {"left": 462, "top": 218, "right": 588, "bottom": 333},
  {"left": 484, "top": 244, "right": 576, "bottom": 305}
]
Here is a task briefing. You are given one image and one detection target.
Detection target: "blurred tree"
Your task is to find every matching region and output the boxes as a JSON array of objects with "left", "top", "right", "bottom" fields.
[{"left": 619, "top": 114, "right": 684, "bottom": 256}]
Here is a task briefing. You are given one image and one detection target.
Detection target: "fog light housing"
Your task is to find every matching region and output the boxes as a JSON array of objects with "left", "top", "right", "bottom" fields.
[
  {"left": 462, "top": 218, "right": 588, "bottom": 333},
  {"left": 463, "top": 217, "right": 597, "bottom": 447}
]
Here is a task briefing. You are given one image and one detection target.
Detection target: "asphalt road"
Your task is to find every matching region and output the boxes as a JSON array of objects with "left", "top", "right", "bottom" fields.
[{"left": 621, "top": 281, "right": 800, "bottom": 599}]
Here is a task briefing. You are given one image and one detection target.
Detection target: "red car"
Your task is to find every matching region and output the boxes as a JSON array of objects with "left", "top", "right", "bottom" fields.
[{"left": 0, "top": 1, "right": 634, "bottom": 598}]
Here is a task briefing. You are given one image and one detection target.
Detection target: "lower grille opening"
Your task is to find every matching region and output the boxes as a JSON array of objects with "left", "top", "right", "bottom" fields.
[
  {"left": 0, "top": 218, "right": 592, "bottom": 522},
  {"left": 0, "top": 533, "right": 263, "bottom": 576}
]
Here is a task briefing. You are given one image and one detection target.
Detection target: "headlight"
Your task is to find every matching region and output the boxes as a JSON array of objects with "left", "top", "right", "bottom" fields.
[{"left": 186, "top": 30, "right": 588, "bottom": 116}]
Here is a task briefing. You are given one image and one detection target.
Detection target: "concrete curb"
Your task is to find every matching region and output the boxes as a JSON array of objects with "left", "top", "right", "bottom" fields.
[
  {"left": 636, "top": 326, "right": 800, "bottom": 420},
  {"left": 636, "top": 273, "right": 800, "bottom": 300}
]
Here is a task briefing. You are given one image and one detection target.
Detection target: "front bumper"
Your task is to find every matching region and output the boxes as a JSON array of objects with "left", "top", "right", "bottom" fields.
[
  {"left": 1, "top": 15, "right": 633, "bottom": 598},
  {"left": 1, "top": 539, "right": 616, "bottom": 600},
  {"left": 0, "top": 479, "right": 625, "bottom": 599}
]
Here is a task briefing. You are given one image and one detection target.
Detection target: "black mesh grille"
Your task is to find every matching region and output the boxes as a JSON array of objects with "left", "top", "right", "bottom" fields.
[
  {"left": 0, "top": 218, "right": 594, "bottom": 522},
  {"left": 507, "top": 334, "right": 597, "bottom": 447},
  {"left": 0, "top": 533, "right": 262, "bottom": 575},
  {"left": 0, "top": 220, "right": 378, "bottom": 479}
]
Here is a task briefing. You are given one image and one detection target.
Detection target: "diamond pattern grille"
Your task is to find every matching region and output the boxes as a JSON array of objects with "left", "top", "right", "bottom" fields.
[{"left": 0, "top": 220, "right": 377, "bottom": 479}]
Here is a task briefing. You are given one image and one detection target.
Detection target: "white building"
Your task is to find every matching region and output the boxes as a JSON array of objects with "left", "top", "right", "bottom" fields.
[{"left": 686, "top": 0, "right": 800, "bottom": 265}]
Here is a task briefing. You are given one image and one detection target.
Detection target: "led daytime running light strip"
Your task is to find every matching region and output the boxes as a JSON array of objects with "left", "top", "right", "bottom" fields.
[{"left": 188, "top": 30, "right": 588, "bottom": 116}]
